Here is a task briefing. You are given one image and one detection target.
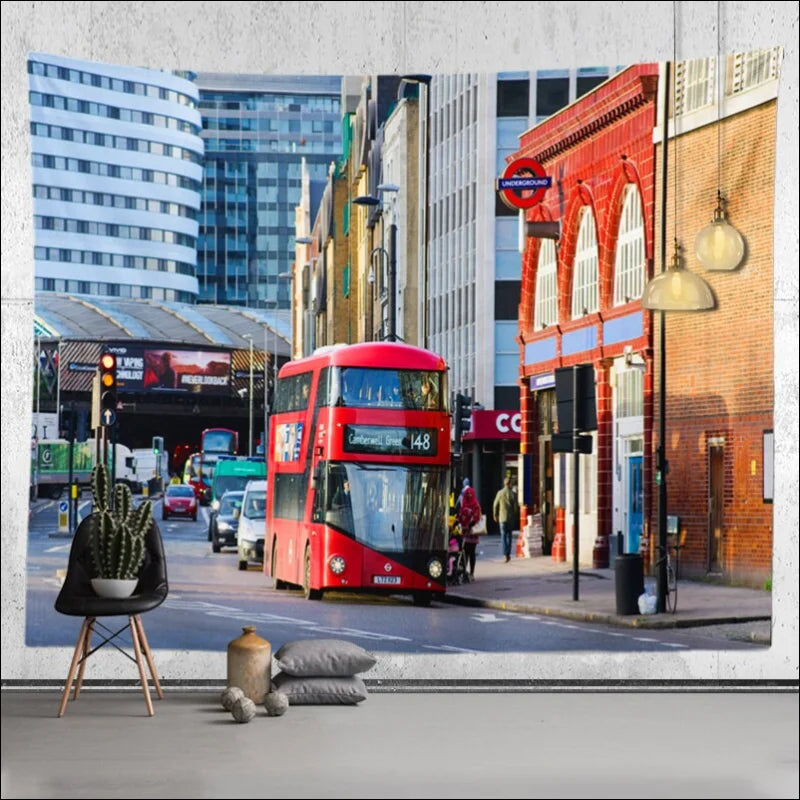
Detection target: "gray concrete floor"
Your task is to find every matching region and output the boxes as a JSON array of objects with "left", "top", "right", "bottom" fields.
[{"left": 1, "top": 689, "right": 798, "bottom": 798}]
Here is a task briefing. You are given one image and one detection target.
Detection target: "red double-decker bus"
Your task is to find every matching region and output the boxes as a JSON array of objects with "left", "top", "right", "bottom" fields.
[{"left": 265, "top": 342, "right": 451, "bottom": 606}]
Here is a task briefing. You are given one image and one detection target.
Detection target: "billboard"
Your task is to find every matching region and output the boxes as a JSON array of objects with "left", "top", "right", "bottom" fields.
[{"left": 111, "top": 345, "right": 232, "bottom": 396}]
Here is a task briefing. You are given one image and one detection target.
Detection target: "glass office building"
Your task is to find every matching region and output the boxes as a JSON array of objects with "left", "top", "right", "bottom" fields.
[
  {"left": 28, "top": 52, "right": 203, "bottom": 302},
  {"left": 195, "top": 74, "right": 342, "bottom": 309}
]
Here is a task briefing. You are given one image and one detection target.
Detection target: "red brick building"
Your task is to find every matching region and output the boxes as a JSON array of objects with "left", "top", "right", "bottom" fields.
[
  {"left": 512, "top": 53, "right": 778, "bottom": 586},
  {"left": 513, "top": 63, "right": 659, "bottom": 569}
]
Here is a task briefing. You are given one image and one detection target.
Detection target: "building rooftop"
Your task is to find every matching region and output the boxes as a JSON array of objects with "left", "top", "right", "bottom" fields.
[{"left": 33, "top": 294, "right": 291, "bottom": 357}]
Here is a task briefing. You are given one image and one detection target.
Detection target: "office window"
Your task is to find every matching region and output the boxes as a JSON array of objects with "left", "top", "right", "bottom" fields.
[
  {"left": 536, "top": 78, "right": 569, "bottom": 118},
  {"left": 497, "top": 79, "right": 529, "bottom": 117}
]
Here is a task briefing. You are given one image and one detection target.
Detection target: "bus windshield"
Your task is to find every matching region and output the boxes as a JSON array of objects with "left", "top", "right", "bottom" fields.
[
  {"left": 202, "top": 428, "right": 237, "bottom": 454},
  {"left": 319, "top": 463, "right": 449, "bottom": 553},
  {"left": 332, "top": 367, "right": 446, "bottom": 411}
]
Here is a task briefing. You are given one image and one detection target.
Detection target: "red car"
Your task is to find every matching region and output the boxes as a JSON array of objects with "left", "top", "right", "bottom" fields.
[{"left": 162, "top": 484, "right": 198, "bottom": 521}]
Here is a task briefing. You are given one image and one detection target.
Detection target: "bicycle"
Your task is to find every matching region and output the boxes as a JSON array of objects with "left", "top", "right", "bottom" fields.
[{"left": 655, "top": 539, "right": 681, "bottom": 613}]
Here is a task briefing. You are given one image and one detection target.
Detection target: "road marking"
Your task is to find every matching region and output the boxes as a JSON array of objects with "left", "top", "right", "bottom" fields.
[
  {"left": 422, "top": 644, "right": 483, "bottom": 653},
  {"left": 470, "top": 612, "right": 507, "bottom": 623},
  {"left": 44, "top": 544, "right": 71, "bottom": 553},
  {"left": 163, "top": 598, "right": 413, "bottom": 642}
]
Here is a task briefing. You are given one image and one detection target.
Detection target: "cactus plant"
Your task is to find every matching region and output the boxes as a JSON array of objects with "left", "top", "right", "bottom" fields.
[{"left": 89, "top": 463, "right": 152, "bottom": 580}]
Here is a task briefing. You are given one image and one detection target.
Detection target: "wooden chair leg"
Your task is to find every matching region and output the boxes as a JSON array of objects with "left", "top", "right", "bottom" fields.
[
  {"left": 129, "top": 615, "right": 154, "bottom": 716},
  {"left": 133, "top": 615, "right": 163, "bottom": 700},
  {"left": 73, "top": 617, "right": 95, "bottom": 701},
  {"left": 58, "top": 618, "right": 89, "bottom": 717}
]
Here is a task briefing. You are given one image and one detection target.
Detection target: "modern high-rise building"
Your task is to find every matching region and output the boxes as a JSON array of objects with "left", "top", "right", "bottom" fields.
[
  {"left": 426, "top": 68, "right": 615, "bottom": 510},
  {"left": 194, "top": 74, "right": 342, "bottom": 310},
  {"left": 28, "top": 52, "right": 203, "bottom": 302}
]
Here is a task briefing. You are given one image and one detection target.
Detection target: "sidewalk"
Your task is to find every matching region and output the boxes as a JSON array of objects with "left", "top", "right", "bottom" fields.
[{"left": 442, "top": 534, "right": 772, "bottom": 642}]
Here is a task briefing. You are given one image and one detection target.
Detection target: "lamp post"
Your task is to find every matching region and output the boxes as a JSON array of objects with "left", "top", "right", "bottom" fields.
[
  {"left": 242, "top": 333, "right": 254, "bottom": 457},
  {"left": 353, "top": 183, "right": 400, "bottom": 342},
  {"left": 641, "top": 59, "right": 714, "bottom": 614}
]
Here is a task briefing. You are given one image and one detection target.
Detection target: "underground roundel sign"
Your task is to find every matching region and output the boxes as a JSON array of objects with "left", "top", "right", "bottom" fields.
[{"left": 496, "top": 157, "right": 552, "bottom": 210}]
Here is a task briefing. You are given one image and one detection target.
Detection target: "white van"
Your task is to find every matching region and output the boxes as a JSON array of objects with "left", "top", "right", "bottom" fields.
[{"left": 237, "top": 480, "right": 266, "bottom": 571}]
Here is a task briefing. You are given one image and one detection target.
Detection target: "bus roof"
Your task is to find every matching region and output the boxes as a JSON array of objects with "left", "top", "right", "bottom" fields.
[{"left": 280, "top": 342, "right": 447, "bottom": 376}]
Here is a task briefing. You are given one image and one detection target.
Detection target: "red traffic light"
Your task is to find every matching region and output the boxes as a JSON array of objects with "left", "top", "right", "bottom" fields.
[{"left": 100, "top": 353, "right": 116, "bottom": 371}]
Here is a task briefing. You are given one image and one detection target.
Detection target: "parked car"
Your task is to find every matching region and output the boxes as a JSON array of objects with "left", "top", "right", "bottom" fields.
[
  {"left": 237, "top": 480, "right": 266, "bottom": 570},
  {"left": 210, "top": 490, "right": 244, "bottom": 554},
  {"left": 162, "top": 484, "right": 198, "bottom": 521}
]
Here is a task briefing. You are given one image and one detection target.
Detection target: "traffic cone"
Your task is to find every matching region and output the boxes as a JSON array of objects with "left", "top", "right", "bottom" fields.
[{"left": 516, "top": 529, "right": 529, "bottom": 558}]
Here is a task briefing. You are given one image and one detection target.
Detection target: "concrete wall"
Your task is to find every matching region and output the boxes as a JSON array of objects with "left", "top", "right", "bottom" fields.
[{"left": 2, "top": 1, "right": 797, "bottom": 684}]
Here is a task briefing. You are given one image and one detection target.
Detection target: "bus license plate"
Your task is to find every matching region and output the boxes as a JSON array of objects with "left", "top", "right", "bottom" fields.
[{"left": 373, "top": 575, "right": 401, "bottom": 585}]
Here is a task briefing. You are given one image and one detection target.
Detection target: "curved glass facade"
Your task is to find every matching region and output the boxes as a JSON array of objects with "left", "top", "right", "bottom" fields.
[{"left": 28, "top": 53, "right": 204, "bottom": 302}]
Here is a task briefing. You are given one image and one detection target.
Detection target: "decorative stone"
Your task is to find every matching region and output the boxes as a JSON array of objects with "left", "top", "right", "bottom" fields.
[
  {"left": 220, "top": 686, "right": 245, "bottom": 711},
  {"left": 227, "top": 626, "right": 272, "bottom": 704},
  {"left": 231, "top": 696, "right": 257, "bottom": 723},
  {"left": 264, "top": 691, "right": 289, "bottom": 717}
]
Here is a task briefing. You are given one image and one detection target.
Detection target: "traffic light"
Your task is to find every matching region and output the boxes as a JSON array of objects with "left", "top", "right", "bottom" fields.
[
  {"left": 152, "top": 436, "right": 164, "bottom": 456},
  {"left": 455, "top": 393, "right": 472, "bottom": 437},
  {"left": 99, "top": 350, "right": 117, "bottom": 417}
]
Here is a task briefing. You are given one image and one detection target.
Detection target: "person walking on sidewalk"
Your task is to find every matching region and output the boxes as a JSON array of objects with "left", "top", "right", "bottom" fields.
[
  {"left": 493, "top": 477, "right": 519, "bottom": 562},
  {"left": 457, "top": 486, "right": 482, "bottom": 580}
]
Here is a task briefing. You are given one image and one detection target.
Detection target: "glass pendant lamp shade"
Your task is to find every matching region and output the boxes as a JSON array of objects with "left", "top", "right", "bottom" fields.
[
  {"left": 695, "top": 200, "right": 745, "bottom": 271},
  {"left": 642, "top": 241, "right": 715, "bottom": 311}
]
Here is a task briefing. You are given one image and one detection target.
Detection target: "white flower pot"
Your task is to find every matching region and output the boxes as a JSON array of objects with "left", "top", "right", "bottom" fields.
[{"left": 91, "top": 578, "right": 138, "bottom": 598}]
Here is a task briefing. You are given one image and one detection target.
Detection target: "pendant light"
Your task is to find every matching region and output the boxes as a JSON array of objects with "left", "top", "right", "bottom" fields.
[
  {"left": 695, "top": 0, "right": 745, "bottom": 271},
  {"left": 642, "top": 239, "right": 715, "bottom": 311}
]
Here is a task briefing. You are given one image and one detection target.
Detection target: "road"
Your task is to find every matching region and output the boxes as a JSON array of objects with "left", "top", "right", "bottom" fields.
[{"left": 26, "top": 497, "right": 765, "bottom": 654}]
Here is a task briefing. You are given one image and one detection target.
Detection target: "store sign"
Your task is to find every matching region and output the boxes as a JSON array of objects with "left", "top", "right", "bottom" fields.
[
  {"left": 463, "top": 410, "right": 522, "bottom": 441},
  {"left": 343, "top": 425, "right": 438, "bottom": 457}
]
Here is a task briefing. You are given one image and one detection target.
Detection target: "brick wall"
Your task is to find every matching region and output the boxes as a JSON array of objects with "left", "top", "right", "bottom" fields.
[{"left": 651, "top": 100, "right": 776, "bottom": 585}]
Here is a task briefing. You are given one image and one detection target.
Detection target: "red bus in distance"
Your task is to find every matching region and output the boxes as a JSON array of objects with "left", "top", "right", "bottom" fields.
[
  {"left": 265, "top": 342, "right": 451, "bottom": 606},
  {"left": 197, "top": 427, "right": 238, "bottom": 504}
]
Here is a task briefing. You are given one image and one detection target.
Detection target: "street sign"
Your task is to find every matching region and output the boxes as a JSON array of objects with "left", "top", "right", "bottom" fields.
[
  {"left": 496, "top": 157, "right": 552, "bottom": 210},
  {"left": 58, "top": 500, "right": 68, "bottom": 533},
  {"left": 101, "top": 408, "right": 116, "bottom": 427}
]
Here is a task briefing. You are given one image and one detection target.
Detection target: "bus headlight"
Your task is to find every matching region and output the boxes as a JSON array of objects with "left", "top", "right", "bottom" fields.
[
  {"left": 427, "top": 558, "right": 443, "bottom": 579},
  {"left": 329, "top": 555, "right": 346, "bottom": 575}
]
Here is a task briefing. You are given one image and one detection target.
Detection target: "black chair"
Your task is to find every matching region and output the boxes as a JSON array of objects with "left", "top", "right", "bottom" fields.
[{"left": 54, "top": 514, "right": 169, "bottom": 717}]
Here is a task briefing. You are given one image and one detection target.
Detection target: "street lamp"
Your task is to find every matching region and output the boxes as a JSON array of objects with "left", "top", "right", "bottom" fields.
[
  {"left": 353, "top": 184, "right": 400, "bottom": 341},
  {"left": 641, "top": 60, "right": 715, "bottom": 614},
  {"left": 242, "top": 333, "right": 254, "bottom": 457}
]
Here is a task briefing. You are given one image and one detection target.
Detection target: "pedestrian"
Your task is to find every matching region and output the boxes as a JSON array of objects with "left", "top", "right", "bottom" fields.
[
  {"left": 455, "top": 477, "right": 470, "bottom": 515},
  {"left": 493, "top": 477, "right": 520, "bottom": 562},
  {"left": 456, "top": 485, "right": 482, "bottom": 580}
]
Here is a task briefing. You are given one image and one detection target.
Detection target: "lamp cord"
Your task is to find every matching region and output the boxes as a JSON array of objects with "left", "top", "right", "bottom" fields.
[
  {"left": 673, "top": 0, "right": 678, "bottom": 257},
  {"left": 717, "top": 0, "right": 722, "bottom": 204}
]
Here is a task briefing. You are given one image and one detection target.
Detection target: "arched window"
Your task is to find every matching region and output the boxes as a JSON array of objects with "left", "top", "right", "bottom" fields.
[
  {"left": 534, "top": 239, "right": 558, "bottom": 328},
  {"left": 571, "top": 208, "right": 599, "bottom": 318},
  {"left": 613, "top": 184, "right": 646, "bottom": 305}
]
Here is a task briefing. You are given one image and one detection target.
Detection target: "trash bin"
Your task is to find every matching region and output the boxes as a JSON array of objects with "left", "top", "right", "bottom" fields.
[{"left": 615, "top": 553, "right": 644, "bottom": 615}]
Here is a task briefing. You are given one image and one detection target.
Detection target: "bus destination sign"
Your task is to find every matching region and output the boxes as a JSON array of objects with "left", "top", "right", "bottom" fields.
[{"left": 343, "top": 425, "right": 438, "bottom": 457}]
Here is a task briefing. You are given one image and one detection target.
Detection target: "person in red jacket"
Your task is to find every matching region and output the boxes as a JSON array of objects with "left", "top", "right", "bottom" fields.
[{"left": 457, "top": 486, "right": 482, "bottom": 580}]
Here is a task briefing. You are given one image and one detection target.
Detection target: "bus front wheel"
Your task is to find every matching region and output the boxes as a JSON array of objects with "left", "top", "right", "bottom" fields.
[{"left": 303, "top": 548, "right": 323, "bottom": 601}]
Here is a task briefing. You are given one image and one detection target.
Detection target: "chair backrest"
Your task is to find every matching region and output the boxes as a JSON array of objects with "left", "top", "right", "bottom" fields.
[{"left": 55, "top": 513, "right": 168, "bottom": 615}]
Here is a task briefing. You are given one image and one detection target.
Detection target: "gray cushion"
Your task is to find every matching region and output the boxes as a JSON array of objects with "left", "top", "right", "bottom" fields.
[
  {"left": 274, "top": 638, "right": 377, "bottom": 677},
  {"left": 271, "top": 672, "right": 367, "bottom": 705}
]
